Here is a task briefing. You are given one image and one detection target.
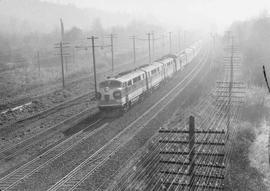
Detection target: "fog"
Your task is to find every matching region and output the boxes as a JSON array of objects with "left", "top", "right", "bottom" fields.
[
  {"left": 42, "top": 0, "right": 270, "bottom": 33},
  {"left": 1, "top": 0, "right": 270, "bottom": 34},
  {"left": 1, "top": 1, "right": 270, "bottom": 191}
]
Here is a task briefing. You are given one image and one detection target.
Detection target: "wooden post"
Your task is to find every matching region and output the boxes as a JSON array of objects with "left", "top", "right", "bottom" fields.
[{"left": 189, "top": 115, "right": 195, "bottom": 191}]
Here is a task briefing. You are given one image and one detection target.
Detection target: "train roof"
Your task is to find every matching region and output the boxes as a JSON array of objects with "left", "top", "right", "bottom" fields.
[
  {"left": 158, "top": 57, "right": 174, "bottom": 64},
  {"left": 115, "top": 69, "right": 145, "bottom": 82},
  {"left": 140, "top": 62, "right": 162, "bottom": 72}
]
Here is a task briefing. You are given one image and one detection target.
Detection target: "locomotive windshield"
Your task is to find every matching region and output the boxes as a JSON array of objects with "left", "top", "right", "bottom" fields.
[{"left": 99, "top": 80, "right": 122, "bottom": 88}]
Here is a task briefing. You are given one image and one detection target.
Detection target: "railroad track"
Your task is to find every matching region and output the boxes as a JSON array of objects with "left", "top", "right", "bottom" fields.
[
  {"left": 107, "top": 93, "right": 225, "bottom": 191},
  {"left": 0, "top": 92, "right": 95, "bottom": 161},
  {"left": 1, "top": 90, "right": 94, "bottom": 128},
  {"left": 47, "top": 48, "right": 210, "bottom": 191},
  {"left": 0, "top": 119, "right": 106, "bottom": 191},
  {"left": 0, "top": 54, "right": 150, "bottom": 120},
  {"left": 0, "top": 54, "right": 151, "bottom": 150},
  {"left": 0, "top": 54, "right": 161, "bottom": 163},
  {"left": 0, "top": 48, "right": 208, "bottom": 191}
]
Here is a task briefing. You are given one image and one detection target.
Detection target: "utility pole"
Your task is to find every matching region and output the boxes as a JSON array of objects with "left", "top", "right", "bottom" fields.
[
  {"left": 178, "top": 31, "right": 181, "bottom": 52},
  {"left": 213, "top": 34, "right": 216, "bottom": 49},
  {"left": 110, "top": 34, "right": 114, "bottom": 74},
  {"left": 90, "top": 36, "right": 98, "bottom": 97},
  {"left": 130, "top": 35, "right": 136, "bottom": 65},
  {"left": 105, "top": 34, "right": 117, "bottom": 75},
  {"left": 60, "top": 18, "right": 65, "bottom": 88},
  {"left": 60, "top": 41, "right": 65, "bottom": 88},
  {"left": 262, "top": 65, "right": 270, "bottom": 165},
  {"left": 37, "top": 51, "right": 40, "bottom": 78},
  {"left": 54, "top": 41, "right": 70, "bottom": 88},
  {"left": 169, "top": 32, "right": 172, "bottom": 54},
  {"left": 227, "top": 34, "right": 234, "bottom": 137},
  {"left": 77, "top": 36, "right": 111, "bottom": 98},
  {"left": 147, "top": 33, "right": 151, "bottom": 64},
  {"left": 162, "top": 34, "right": 165, "bottom": 54},
  {"left": 72, "top": 47, "right": 75, "bottom": 66},
  {"left": 151, "top": 31, "right": 155, "bottom": 60},
  {"left": 183, "top": 30, "right": 186, "bottom": 48}
]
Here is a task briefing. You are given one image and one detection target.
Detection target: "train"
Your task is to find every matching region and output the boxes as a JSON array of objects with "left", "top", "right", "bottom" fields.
[{"left": 96, "top": 40, "right": 202, "bottom": 114}]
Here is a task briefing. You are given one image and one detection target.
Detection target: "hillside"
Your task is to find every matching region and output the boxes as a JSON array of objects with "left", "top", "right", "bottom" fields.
[{"left": 0, "top": 0, "right": 133, "bottom": 33}]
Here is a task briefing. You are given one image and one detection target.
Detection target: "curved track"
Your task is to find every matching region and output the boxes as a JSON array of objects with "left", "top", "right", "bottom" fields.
[
  {"left": 0, "top": 93, "right": 95, "bottom": 161},
  {"left": 47, "top": 49, "right": 209, "bottom": 191},
  {"left": 0, "top": 118, "right": 106, "bottom": 190},
  {"left": 0, "top": 48, "right": 208, "bottom": 191}
]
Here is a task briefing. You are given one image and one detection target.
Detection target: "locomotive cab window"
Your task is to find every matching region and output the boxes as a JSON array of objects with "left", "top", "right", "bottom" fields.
[
  {"left": 99, "top": 80, "right": 122, "bottom": 88},
  {"left": 128, "top": 80, "right": 132, "bottom": 86}
]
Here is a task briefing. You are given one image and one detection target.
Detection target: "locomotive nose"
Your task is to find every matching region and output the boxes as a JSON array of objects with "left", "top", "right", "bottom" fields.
[
  {"left": 96, "top": 92, "right": 102, "bottom": 100},
  {"left": 113, "top": 90, "right": 122, "bottom": 99}
]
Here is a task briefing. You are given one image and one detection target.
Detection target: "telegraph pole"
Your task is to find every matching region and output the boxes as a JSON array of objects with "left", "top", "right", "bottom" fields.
[
  {"left": 130, "top": 35, "right": 136, "bottom": 65},
  {"left": 227, "top": 33, "right": 234, "bottom": 136},
  {"left": 183, "top": 30, "right": 186, "bottom": 48},
  {"left": 90, "top": 36, "right": 98, "bottom": 97},
  {"left": 60, "top": 18, "right": 65, "bottom": 88},
  {"left": 72, "top": 47, "right": 75, "bottom": 66},
  {"left": 60, "top": 41, "right": 65, "bottom": 88},
  {"left": 169, "top": 32, "right": 172, "bottom": 54},
  {"left": 162, "top": 34, "right": 165, "bottom": 54},
  {"left": 110, "top": 34, "right": 114, "bottom": 74},
  {"left": 54, "top": 41, "right": 70, "bottom": 88},
  {"left": 105, "top": 34, "right": 117, "bottom": 75},
  {"left": 262, "top": 65, "right": 270, "bottom": 165},
  {"left": 178, "top": 31, "right": 181, "bottom": 52},
  {"left": 151, "top": 31, "right": 155, "bottom": 60},
  {"left": 147, "top": 33, "right": 151, "bottom": 64},
  {"left": 37, "top": 51, "right": 40, "bottom": 78}
]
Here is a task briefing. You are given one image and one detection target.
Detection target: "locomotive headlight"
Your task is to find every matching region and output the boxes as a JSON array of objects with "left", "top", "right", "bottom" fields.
[
  {"left": 113, "top": 91, "right": 122, "bottom": 99},
  {"left": 96, "top": 92, "right": 102, "bottom": 100}
]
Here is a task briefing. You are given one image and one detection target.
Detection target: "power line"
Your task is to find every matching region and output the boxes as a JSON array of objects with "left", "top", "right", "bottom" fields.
[
  {"left": 147, "top": 33, "right": 151, "bottom": 64},
  {"left": 169, "top": 32, "right": 172, "bottom": 54},
  {"left": 86, "top": 36, "right": 99, "bottom": 97},
  {"left": 105, "top": 34, "right": 117, "bottom": 75}
]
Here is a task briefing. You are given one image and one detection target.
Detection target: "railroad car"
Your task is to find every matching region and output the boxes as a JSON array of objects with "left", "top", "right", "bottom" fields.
[
  {"left": 178, "top": 52, "right": 187, "bottom": 68},
  {"left": 155, "top": 55, "right": 179, "bottom": 78},
  {"left": 97, "top": 69, "right": 147, "bottom": 112},
  {"left": 97, "top": 41, "right": 202, "bottom": 114},
  {"left": 139, "top": 63, "right": 164, "bottom": 90}
]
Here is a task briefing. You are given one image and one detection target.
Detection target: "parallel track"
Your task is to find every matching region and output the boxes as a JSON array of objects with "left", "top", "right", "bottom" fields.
[
  {"left": 0, "top": 48, "right": 207, "bottom": 191},
  {"left": 0, "top": 92, "right": 95, "bottom": 161},
  {"left": 47, "top": 49, "right": 209, "bottom": 191},
  {"left": 0, "top": 119, "right": 106, "bottom": 190}
]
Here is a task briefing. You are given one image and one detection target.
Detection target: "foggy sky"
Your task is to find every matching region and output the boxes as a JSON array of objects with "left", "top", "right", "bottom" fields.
[{"left": 43, "top": 0, "right": 270, "bottom": 33}]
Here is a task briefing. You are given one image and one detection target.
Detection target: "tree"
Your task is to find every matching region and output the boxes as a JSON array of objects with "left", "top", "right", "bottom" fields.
[{"left": 65, "top": 27, "right": 83, "bottom": 41}]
